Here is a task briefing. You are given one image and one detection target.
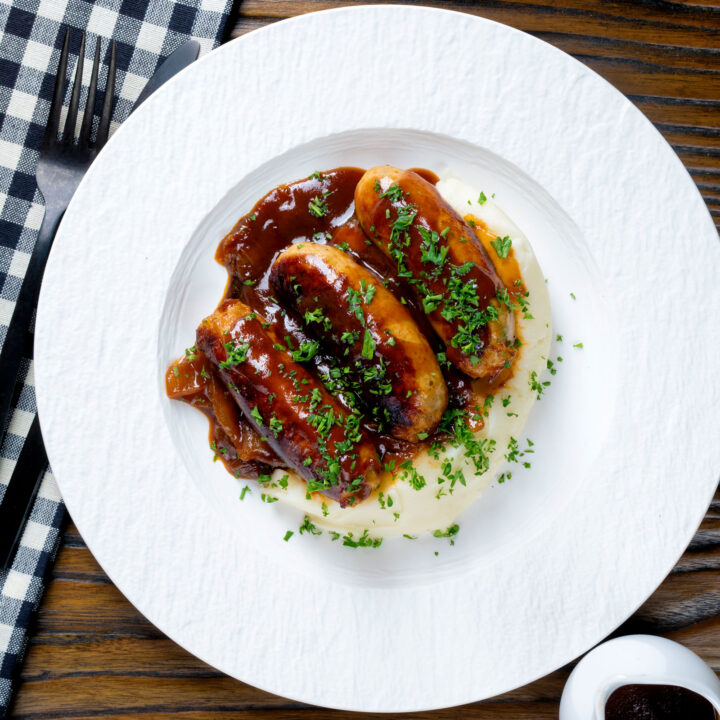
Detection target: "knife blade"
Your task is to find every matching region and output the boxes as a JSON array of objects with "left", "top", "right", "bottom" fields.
[{"left": 133, "top": 39, "right": 201, "bottom": 111}]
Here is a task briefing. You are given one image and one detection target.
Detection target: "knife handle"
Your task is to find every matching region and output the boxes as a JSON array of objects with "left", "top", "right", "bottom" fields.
[
  {"left": 0, "top": 204, "right": 64, "bottom": 439},
  {"left": 0, "top": 415, "right": 49, "bottom": 570}
]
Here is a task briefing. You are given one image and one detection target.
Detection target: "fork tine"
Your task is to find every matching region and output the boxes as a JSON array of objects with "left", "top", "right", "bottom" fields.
[
  {"left": 62, "top": 32, "right": 85, "bottom": 144},
  {"left": 79, "top": 39, "right": 100, "bottom": 149},
  {"left": 95, "top": 40, "right": 116, "bottom": 150},
  {"left": 43, "top": 27, "right": 70, "bottom": 148}
]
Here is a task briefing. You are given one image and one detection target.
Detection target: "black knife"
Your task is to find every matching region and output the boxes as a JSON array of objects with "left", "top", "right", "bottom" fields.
[
  {"left": 0, "top": 416, "right": 47, "bottom": 569},
  {"left": 0, "top": 39, "right": 201, "bottom": 572}
]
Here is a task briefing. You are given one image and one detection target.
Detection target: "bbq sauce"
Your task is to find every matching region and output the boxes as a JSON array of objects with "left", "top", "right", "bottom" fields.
[
  {"left": 605, "top": 684, "right": 718, "bottom": 720},
  {"left": 166, "top": 167, "right": 522, "bottom": 481}
]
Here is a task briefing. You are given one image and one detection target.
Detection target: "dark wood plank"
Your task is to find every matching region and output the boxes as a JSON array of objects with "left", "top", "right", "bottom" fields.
[
  {"left": 233, "top": 0, "right": 720, "bottom": 50},
  {"left": 13, "top": 708, "right": 562, "bottom": 720},
  {"left": 10, "top": 1, "right": 720, "bottom": 718}
]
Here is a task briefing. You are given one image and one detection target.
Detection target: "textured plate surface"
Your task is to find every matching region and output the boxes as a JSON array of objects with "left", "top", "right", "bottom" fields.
[{"left": 35, "top": 6, "right": 720, "bottom": 712}]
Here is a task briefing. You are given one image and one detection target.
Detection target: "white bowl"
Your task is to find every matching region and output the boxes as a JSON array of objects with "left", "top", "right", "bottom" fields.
[{"left": 560, "top": 635, "right": 720, "bottom": 719}]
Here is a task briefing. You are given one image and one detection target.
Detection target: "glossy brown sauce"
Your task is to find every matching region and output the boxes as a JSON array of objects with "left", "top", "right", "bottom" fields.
[
  {"left": 605, "top": 684, "right": 718, "bottom": 719},
  {"left": 464, "top": 213, "right": 525, "bottom": 394},
  {"left": 166, "top": 167, "right": 523, "bottom": 482}
]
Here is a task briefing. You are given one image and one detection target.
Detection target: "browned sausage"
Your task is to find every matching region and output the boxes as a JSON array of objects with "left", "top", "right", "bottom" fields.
[
  {"left": 354, "top": 166, "right": 516, "bottom": 379},
  {"left": 166, "top": 353, "right": 281, "bottom": 467},
  {"left": 269, "top": 243, "right": 448, "bottom": 442},
  {"left": 196, "top": 299, "right": 381, "bottom": 506}
]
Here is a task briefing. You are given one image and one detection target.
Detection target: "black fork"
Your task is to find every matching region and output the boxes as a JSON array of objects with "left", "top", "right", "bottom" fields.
[{"left": 0, "top": 29, "right": 117, "bottom": 437}]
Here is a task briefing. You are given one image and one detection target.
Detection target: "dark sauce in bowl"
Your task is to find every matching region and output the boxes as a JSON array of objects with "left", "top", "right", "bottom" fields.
[{"left": 605, "top": 684, "right": 718, "bottom": 720}]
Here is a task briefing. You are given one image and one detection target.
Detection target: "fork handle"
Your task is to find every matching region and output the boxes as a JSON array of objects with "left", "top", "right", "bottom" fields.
[{"left": 0, "top": 203, "right": 64, "bottom": 436}]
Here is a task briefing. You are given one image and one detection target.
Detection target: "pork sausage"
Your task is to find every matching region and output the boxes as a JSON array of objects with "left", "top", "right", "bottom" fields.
[
  {"left": 196, "top": 299, "right": 381, "bottom": 506},
  {"left": 270, "top": 242, "right": 448, "bottom": 441},
  {"left": 354, "top": 165, "right": 516, "bottom": 379}
]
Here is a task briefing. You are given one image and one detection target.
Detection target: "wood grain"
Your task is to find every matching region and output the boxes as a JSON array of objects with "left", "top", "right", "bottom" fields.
[{"left": 10, "top": 1, "right": 720, "bottom": 718}]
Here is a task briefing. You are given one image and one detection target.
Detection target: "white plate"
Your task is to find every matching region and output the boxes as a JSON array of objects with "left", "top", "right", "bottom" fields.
[{"left": 35, "top": 6, "right": 720, "bottom": 712}]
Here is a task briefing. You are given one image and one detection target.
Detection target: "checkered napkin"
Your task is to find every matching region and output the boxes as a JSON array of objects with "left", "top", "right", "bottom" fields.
[{"left": 0, "top": 1, "right": 232, "bottom": 714}]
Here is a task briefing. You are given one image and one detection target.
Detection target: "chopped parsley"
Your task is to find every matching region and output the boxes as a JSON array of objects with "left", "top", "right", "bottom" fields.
[
  {"left": 388, "top": 204, "right": 418, "bottom": 271},
  {"left": 438, "top": 407, "right": 496, "bottom": 476},
  {"left": 340, "top": 329, "right": 360, "bottom": 345},
  {"left": 304, "top": 307, "right": 332, "bottom": 331},
  {"left": 399, "top": 460, "right": 426, "bottom": 490},
  {"left": 291, "top": 340, "right": 319, "bottom": 362},
  {"left": 378, "top": 183, "right": 404, "bottom": 203},
  {"left": 342, "top": 529, "right": 382, "bottom": 548},
  {"left": 433, "top": 524, "right": 459, "bottom": 541},
  {"left": 440, "top": 262, "right": 496, "bottom": 360},
  {"left": 359, "top": 279, "right": 376, "bottom": 305},
  {"left": 361, "top": 329, "right": 376, "bottom": 360},
  {"left": 299, "top": 515, "right": 323, "bottom": 536},
  {"left": 308, "top": 194, "right": 329, "bottom": 217},
  {"left": 505, "top": 436, "right": 534, "bottom": 469},
  {"left": 419, "top": 227, "right": 449, "bottom": 270},
  {"left": 490, "top": 235, "right": 512, "bottom": 259},
  {"left": 505, "top": 436, "right": 520, "bottom": 463},
  {"left": 219, "top": 339, "right": 250, "bottom": 369},
  {"left": 346, "top": 287, "right": 365, "bottom": 325},
  {"left": 268, "top": 415, "right": 283, "bottom": 438},
  {"left": 529, "top": 370, "right": 550, "bottom": 399}
]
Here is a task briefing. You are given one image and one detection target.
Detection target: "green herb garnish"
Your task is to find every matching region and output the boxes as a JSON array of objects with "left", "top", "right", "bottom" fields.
[
  {"left": 291, "top": 340, "right": 319, "bottom": 362},
  {"left": 219, "top": 339, "right": 250, "bottom": 369},
  {"left": 490, "top": 235, "right": 512, "bottom": 259},
  {"left": 361, "top": 329, "right": 376, "bottom": 360}
]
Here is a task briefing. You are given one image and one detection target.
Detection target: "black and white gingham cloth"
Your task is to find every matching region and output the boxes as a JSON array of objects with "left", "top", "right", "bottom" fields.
[{"left": 0, "top": 1, "right": 232, "bottom": 714}]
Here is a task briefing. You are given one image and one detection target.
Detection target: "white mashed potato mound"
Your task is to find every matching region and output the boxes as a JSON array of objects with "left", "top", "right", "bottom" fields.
[{"left": 260, "top": 175, "right": 552, "bottom": 537}]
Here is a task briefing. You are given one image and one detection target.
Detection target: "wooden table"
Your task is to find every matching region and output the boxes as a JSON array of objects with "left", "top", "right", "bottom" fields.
[{"left": 10, "top": 1, "right": 720, "bottom": 717}]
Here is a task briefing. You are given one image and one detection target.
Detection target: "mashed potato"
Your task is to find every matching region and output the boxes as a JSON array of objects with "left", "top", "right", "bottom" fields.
[{"left": 260, "top": 175, "right": 551, "bottom": 537}]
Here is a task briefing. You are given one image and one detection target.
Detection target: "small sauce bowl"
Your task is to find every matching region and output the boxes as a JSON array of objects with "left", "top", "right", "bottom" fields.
[{"left": 559, "top": 635, "right": 720, "bottom": 719}]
